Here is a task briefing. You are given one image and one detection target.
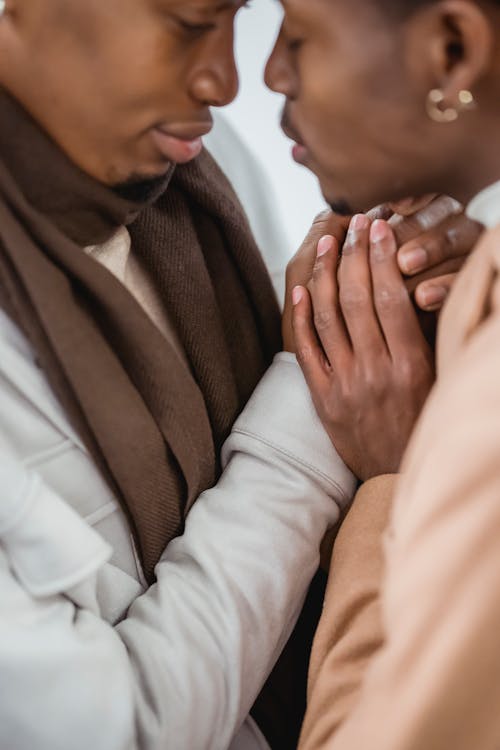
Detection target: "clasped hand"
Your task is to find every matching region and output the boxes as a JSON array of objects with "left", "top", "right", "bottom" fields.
[{"left": 284, "top": 200, "right": 481, "bottom": 480}]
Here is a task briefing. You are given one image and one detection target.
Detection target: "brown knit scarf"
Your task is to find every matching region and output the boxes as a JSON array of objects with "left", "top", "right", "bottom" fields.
[{"left": 0, "top": 89, "right": 281, "bottom": 582}]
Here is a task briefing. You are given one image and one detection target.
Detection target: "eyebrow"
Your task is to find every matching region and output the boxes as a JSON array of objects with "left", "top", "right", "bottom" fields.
[
  {"left": 213, "top": 0, "right": 250, "bottom": 9},
  {"left": 179, "top": 0, "right": 250, "bottom": 14}
]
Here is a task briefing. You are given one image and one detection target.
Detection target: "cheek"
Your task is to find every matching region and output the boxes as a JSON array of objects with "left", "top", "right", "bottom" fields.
[
  {"left": 299, "top": 34, "right": 406, "bottom": 148},
  {"left": 299, "top": 65, "right": 369, "bottom": 164}
]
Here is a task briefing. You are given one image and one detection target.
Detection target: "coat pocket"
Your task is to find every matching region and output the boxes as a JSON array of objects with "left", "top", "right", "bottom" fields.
[{"left": 0, "top": 462, "right": 111, "bottom": 599}]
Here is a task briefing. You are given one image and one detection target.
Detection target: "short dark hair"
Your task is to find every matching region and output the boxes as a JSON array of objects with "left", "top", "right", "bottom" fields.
[{"left": 376, "top": 0, "right": 500, "bottom": 18}]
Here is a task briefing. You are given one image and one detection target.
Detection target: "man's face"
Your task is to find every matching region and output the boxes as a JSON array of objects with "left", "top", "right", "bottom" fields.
[
  {"left": 265, "top": 0, "right": 459, "bottom": 214},
  {"left": 0, "top": 0, "right": 246, "bottom": 185}
]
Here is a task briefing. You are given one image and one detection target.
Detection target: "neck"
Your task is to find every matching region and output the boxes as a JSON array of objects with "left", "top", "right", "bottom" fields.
[{"left": 442, "top": 130, "right": 500, "bottom": 206}]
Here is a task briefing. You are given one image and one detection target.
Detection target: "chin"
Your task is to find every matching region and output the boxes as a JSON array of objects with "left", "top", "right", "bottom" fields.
[
  {"left": 319, "top": 178, "right": 356, "bottom": 217},
  {"left": 324, "top": 184, "right": 378, "bottom": 217},
  {"left": 104, "top": 157, "right": 171, "bottom": 187},
  {"left": 328, "top": 199, "right": 354, "bottom": 216},
  {"left": 112, "top": 171, "right": 172, "bottom": 202},
  {"left": 322, "top": 189, "right": 355, "bottom": 217}
]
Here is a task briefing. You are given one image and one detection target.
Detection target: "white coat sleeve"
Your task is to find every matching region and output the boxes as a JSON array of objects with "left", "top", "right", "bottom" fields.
[{"left": 0, "top": 353, "right": 356, "bottom": 750}]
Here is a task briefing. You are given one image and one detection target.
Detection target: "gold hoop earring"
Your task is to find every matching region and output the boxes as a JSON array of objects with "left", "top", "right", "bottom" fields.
[
  {"left": 426, "top": 88, "right": 476, "bottom": 124},
  {"left": 426, "top": 89, "right": 458, "bottom": 123}
]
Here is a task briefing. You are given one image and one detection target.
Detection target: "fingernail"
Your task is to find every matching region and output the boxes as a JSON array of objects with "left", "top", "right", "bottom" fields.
[
  {"left": 421, "top": 285, "right": 447, "bottom": 309},
  {"left": 349, "top": 213, "right": 369, "bottom": 232},
  {"left": 344, "top": 215, "right": 369, "bottom": 254},
  {"left": 317, "top": 235, "right": 334, "bottom": 257},
  {"left": 292, "top": 286, "right": 304, "bottom": 305},
  {"left": 370, "top": 219, "right": 389, "bottom": 243},
  {"left": 399, "top": 246, "right": 428, "bottom": 274}
]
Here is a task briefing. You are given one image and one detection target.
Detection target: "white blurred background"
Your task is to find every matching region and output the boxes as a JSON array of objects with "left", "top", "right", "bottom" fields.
[{"left": 218, "top": 0, "right": 325, "bottom": 256}]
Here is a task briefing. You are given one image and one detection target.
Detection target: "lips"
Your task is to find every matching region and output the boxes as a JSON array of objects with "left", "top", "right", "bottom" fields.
[
  {"left": 291, "top": 142, "right": 309, "bottom": 165},
  {"left": 151, "top": 120, "right": 213, "bottom": 164},
  {"left": 280, "top": 112, "right": 309, "bottom": 166}
]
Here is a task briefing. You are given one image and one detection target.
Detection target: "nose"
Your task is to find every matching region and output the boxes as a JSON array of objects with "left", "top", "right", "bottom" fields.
[
  {"left": 264, "top": 31, "right": 294, "bottom": 99},
  {"left": 190, "top": 26, "right": 239, "bottom": 107}
]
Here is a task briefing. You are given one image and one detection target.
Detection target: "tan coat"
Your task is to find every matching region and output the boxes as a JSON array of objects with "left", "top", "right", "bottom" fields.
[{"left": 300, "top": 224, "right": 500, "bottom": 750}]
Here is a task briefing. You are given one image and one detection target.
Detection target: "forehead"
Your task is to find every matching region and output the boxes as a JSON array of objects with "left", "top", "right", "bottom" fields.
[{"left": 165, "top": 0, "right": 245, "bottom": 9}]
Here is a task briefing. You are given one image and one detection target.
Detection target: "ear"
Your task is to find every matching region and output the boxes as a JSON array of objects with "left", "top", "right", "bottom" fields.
[{"left": 406, "top": 0, "right": 495, "bottom": 107}]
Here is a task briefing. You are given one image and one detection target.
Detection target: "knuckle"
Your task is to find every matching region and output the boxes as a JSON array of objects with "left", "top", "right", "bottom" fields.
[
  {"left": 302, "top": 211, "right": 335, "bottom": 249},
  {"left": 313, "top": 209, "right": 333, "bottom": 225},
  {"left": 444, "top": 223, "right": 461, "bottom": 251},
  {"left": 286, "top": 254, "right": 312, "bottom": 289},
  {"left": 423, "top": 212, "right": 472, "bottom": 264},
  {"left": 374, "top": 285, "right": 406, "bottom": 314},
  {"left": 291, "top": 307, "right": 305, "bottom": 331},
  {"left": 361, "top": 366, "right": 386, "bottom": 397},
  {"left": 324, "top": 406, "right": 340, "bottom": 425},
  {"left": 397, "top": 354, "right": 433, "bottom": 391},
  {"left": 286, "top": 251, "right": 303, "bottom": 276},
  {"left": 314, "top": 309, "right": 334, "bottom": 331},
  {"left": 431, "top": 229, "right": 455, "bottom": 260},
  {"left": 396, "top": 357, "right": 415, "bottom": 385},
  {"left": 296, "top": 345, "right": 314, "bottom": 366},
  {"left": 312, "top": 257, "right": 325, "bottom": 277},
  {"left": 335, "top": 376, "right": 353, "bottom": 404},
  {"left": 444, "top": 216, "right": 479, "bottom": 256},
  {"left": 340, "top": 283, "right": 370, "bottom": 311},
  {"left": 370, "top": 239, "right": 393, "bottom": 264},
  {"left": 285, "top": 259, "right": 297, "bottom": 286},
  {"left": 416, "top": 195, "right": 461, "bottom": 231}
]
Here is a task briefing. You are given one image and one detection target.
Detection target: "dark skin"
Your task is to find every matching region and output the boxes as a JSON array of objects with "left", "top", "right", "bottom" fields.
[
  {"left": 266, "top": 0, "right": 500, "bottom": 214},
  {"left": 0, "top": 0, "right": 488, "bottom": 482},
  {"left": 0, "top": 0, "right": 481, "bottom": 305},
  {"left": 0, "top": 0, "right": 247, "bottom": 184},
  {"left": 282, "top": 197, "right": 482, "bottom": 351},
  {"left": 292, "top": 217, "right": 435, "bottom": 481},
  {"left": 268, "top": 0, "right": 500, "bottom": 479}
]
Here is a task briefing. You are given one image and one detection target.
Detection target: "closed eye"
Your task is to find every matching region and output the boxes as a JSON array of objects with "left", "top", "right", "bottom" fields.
[{"left": 178, "top": 19, "right": 216, "bottom": 34}]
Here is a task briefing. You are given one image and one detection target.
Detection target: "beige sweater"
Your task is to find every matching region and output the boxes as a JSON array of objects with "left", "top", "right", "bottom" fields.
[
  {"left": 85, "top": 227, "right": 187, "bottom": 364},
  {"left": 300, "top": 220, "right": 500, "bottom": 749}
]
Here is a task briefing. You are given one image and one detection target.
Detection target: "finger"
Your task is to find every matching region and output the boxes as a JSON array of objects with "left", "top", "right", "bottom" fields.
[
  {"left": 404, "top": 257, "right": 463, "bottom": 298},
  {"left": 366, "top": 204, "right": 393, "bottom": 222},
  {"left": 397, "top": 213, "right": 482, "bottom": 276},
  {"left": 338, "top": 213, "right": 386, "bottom": 359},
  {"left": 388, "top": 194, "right": 437, "bottom": 217},
  {"left": 369, "top": 220, "right": 426, "bottom": 359},
  {"left": 285, "top": 209, "right": 350, "bottom": 290},
  {"left": 283, "top": 210, "right": 351, "bottom": 348},
  {"left": 414, "top": 273, "right": 457, "bottom": 311},
  {"left": 390, "top": 195, "right": 462, "bottom": 246},
  {"left": 292, "top": 285, "right": 331, "bottom": 391},
  {"left": 307, "top": 235, "right": 351, "bottom": 368}
]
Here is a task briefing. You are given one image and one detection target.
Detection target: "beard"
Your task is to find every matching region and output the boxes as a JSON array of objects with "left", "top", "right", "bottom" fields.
[
  {"left": 328, "top": 198, "right": 353, "bottom": 217},
  {"left": 112, "top": 172, "right": 171, "bottom": 203}
]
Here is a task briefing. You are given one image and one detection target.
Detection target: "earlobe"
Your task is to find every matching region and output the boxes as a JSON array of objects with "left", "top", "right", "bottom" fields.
[
  {"left": 426, "top": 87, "right": 475, "bottom": 123},
  {"left": 430, "top": 0, "right": 495, "bottom": 108}
]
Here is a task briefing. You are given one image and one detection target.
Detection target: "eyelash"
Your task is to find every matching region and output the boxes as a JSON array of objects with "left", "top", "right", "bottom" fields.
[{"left": 178, "top": 19, "right": 216, "bottom": 35}]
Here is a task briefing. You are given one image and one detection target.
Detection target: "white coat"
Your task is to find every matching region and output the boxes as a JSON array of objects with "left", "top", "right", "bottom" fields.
[{"left": 0, "top": 308, "right": 355, "bottom": 750}]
